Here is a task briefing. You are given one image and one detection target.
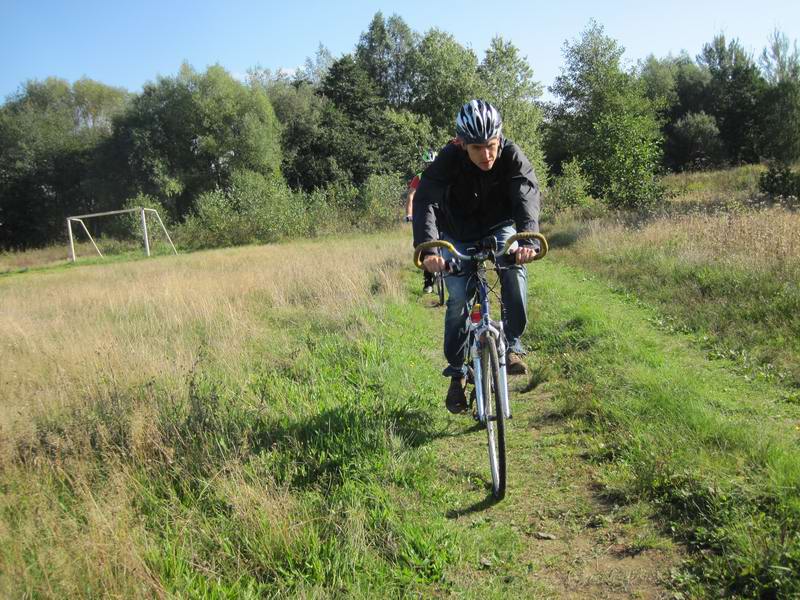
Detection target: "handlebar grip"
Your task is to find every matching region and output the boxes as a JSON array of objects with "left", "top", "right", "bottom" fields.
[
  {"left": 505, "top": 232, "right": 548, "bottom": 260},
  {"left": 413, "top": 240, "right": 457, "bottom": 269}
]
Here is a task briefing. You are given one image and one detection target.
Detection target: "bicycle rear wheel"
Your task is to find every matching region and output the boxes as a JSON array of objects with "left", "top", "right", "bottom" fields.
[
  {"left": 435, "top": 272, "right": 445, "bottom": 306},
  {"left": 481, "top": 334, "right": 506, "bottom": 499}
]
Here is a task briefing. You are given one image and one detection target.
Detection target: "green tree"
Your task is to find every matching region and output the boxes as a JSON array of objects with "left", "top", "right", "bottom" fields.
[
  {"left": 759, "top": 80, "right": 800, "bottom": 165},
  {"left": 760, "top": 29, "right": 800, "bottom": 85},
  {"left": 72, "top": 77, "right": 128, "bottom": 131},
  {"left": 0, "top": 78, "right": 127, "bottom": 248},
  {"left": 408, "top": 29, "right": 480, "bottom": 134},
  {"left": 297, "top": 44, "right": 335, "bottom": 86},
  {"left": 758, "top": 31, "right": 800, "bottom": 165},
  {"left": 111, "top": 64, "right": 282, "bottom": 219},
  {"left": 317, "top": 56, "right": 384, "bottom": 186},
  {"left": 638, "top": 53, "right": 718, "bottom": 170},
  {"left": 258, "top": 75, "right": 334, "bottom": 190},
  {"left": 549, "top": 21, "right": 663, "bottom": 207},
  {"left": 320, "top": 56, "right": 383, "bottom": 121},
  {"left": 673, "top": 56, "right": 712, "bottom": 119},
  {"left": 667, "top": 111, "right": 725, "bottom": 170},
  {"left": 699, "top": 34, "right": 766, "bottom": 163},
  {"left": 375, "top": 108, "right": 435, "bottom": 179},
  {"left": 638, "top": 54, "right": 681, "bottom": 115},
  {"left": 355, "top": 12, "right": 416, "bottom": 107},
  {"left": 478, "top": 36, "right": 547, "bottom": 185}
]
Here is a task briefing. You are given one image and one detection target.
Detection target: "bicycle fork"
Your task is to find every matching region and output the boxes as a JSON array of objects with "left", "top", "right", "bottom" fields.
[
  {"left": 472, "top": 323, "right": 512, "bottom": 424},
  {"left": 472, "top": 341, "right": 486, "bottom": 424},
  {"left": 495, "top": 321, "right": 512, "bottom": 420}
]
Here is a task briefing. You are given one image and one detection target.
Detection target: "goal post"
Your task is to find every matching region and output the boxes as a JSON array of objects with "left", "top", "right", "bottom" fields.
[{"left": 66, "top": 206, "right": 178, "bottom": 262}]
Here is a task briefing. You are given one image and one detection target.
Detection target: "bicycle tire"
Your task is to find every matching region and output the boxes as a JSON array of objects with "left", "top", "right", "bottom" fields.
[
  {"left": 481, "top": 334, "right": 506, "bottom": 499},
  {"left": 435, "top": 272, "right": 445, "bottom": 306}
]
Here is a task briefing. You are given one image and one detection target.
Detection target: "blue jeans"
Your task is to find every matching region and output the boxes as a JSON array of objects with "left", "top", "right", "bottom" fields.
[{"left": 440, "top": 225, "right": 528, "bottom": 378}]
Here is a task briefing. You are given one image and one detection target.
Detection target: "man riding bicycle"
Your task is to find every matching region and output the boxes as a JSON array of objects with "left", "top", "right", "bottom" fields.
[
  {"left": 405, "top": 149, "right": 438, "bottom": 293},
  {"left": 412, "top": 99, "right": 542, "bottom": 414}
]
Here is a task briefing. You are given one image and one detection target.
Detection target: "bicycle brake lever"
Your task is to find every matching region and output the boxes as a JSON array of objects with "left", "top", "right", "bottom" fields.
[{"left": 445, "top": 258, "right": 461, "bottom": 275}]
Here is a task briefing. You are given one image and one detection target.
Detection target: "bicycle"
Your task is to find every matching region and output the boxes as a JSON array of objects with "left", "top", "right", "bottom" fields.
[{"left": 413, "top": 231, "right": 548, "bottom": 499}]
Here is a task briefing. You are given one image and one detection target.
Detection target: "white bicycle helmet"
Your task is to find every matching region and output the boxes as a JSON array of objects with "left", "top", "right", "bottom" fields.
[{"left": 455, "top": 99, "right": 503, "bottom": 144}]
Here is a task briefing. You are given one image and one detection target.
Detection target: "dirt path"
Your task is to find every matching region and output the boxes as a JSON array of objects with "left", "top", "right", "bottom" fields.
[{"left": 412, "top": 290, "right": 684, "bottom": 599}]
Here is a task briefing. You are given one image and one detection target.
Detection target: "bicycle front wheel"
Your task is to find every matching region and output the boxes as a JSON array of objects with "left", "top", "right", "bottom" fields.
[
  {"left": 435, "top": 272, "right": 445, "bottom": 306},
  {"left": 481, "top": 334, "right": 506, "bottom": 499}
]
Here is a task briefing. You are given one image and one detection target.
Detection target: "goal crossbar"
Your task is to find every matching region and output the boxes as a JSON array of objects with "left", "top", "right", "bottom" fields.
[{"left": 67, "top": 207, "right": 178, "bottom": 262}]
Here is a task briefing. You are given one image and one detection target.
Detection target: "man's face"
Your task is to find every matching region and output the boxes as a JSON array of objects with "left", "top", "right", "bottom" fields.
[{"left": 462, "top": 137, "right": 501, "bottom": 171}]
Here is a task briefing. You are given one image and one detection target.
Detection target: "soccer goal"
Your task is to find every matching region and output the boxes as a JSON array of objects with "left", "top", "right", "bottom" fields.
[{"left": 66, "top": 206, "right": 178, "bottom": 262}]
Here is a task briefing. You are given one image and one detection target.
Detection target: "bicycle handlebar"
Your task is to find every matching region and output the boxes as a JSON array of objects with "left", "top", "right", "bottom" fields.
[{"left": 413, "top": 232, "right": 548, "bottom": 269}]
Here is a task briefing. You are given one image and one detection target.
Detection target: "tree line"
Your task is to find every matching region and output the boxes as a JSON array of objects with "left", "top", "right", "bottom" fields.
[{"left": 1, "top": 14, "right": 799, "bottom": 250}]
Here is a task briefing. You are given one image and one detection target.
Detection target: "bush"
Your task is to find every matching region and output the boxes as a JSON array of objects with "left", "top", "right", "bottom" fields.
[
  {"left": 587, "top": 112, "right": 664, "bottom": 210},
  {"left": 759, "top": 164, "right": 800, "bottom": 198},
  {"left": 547, "top": 159, "right": 592, "bottom": 210},
  {"left": 171, "top": 170, "right": 407, "bottom": 251},
  {"left": 357, "top": 173, "right": 405, "bottom": 231},
  {"left": 668, "top": 111, "right": 726, "bottom": 171},
  {"left": 174, "top": 170, "right": 308, "bottom": 249},
  {"left": 228, "top": 170, "right": 307, "bottom": 240}
]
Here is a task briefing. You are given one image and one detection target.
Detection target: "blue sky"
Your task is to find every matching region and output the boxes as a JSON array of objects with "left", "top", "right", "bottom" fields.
[{"left": 2, "top": 0, "right": 799, "bottom": 102}]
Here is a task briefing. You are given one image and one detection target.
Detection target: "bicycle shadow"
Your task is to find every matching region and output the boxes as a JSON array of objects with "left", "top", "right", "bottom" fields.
[
  {"left": 444, "top": 468, "right": 502, "bottom": 517},
  {"left": 438, "top": 460, "right": 503, "bottom": 518},
  {"left": 244, "top": 402, "right": 445, "bottom": 488},
  {"left": 446, "top": 494, "right": 500, "bottom": 518}
]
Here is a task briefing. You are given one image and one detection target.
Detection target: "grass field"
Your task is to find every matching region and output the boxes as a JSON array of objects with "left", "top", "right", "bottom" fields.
[{"left": 2, "top": 174, "right": 799, "bottom": 597}]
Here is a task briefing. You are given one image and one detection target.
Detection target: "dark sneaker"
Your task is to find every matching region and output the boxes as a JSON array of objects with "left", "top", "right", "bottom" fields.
[
  {"left": 423, "top": 285, "right": 434, "bottom": 294},
  {"left": 445, "top": 377, "right": 468, "bottom": 414},
  {"left": 506, "top": 351, "right": 528, "bottom": 375}
]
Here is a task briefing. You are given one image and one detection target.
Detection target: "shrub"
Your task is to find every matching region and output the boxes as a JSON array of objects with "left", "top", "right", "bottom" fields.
[
  {"left": 668, "top": 111, "right": 726, "bottom": 171},
  {"left": 759, "top": 164, "right": 800, "bottom": 198},
  {"left": 357, "top": 173, "right": 405, "bottom": 231},
  {"left": 587, "top": 112, "right": 664, "bottom": 210},
  {"left": 548, "top": 159, "right": 592, "bottom": 210},
  {"left": 175, "top": 170, "right": 308, "bottom": 249},
  {"left": 106, "top": 193, "right": 171, "bottom": 241},
  {"left": 228, "top": 169, "right": 307, "bottom": 240}
]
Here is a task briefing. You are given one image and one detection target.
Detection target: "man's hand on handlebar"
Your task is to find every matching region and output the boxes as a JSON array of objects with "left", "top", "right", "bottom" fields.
[
  {"left": 513, "top": 245, "right": 538, "bottom": 265},
  {"left": 422, "top": 255, "right": 447, "bottom": 273}
]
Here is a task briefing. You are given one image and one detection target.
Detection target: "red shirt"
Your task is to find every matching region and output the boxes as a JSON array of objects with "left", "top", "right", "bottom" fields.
[{"left": 408, "top": 174, "right": 421, "bottom": 190}]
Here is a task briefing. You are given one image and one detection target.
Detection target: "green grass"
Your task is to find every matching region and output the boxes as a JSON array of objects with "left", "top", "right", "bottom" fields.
[
  {"left": 3, "top": 302, "right": 457, "bottom": 597},
  {"left": 3, "top": 218, "right": 800, "bottom": 597},
  {"left": 662, "top": 163, "right": 764, "bottom": 198},
  {"left": 567, "top": 245, "right": 799, "bottom": 387},
  {"left": 528, "top": 253, "right": 800, "bottom": 598}
]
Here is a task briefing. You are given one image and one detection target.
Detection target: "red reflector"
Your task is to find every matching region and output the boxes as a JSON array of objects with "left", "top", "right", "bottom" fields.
[{"left": 470, "top": 303, "right": 482, "bottom": 324}]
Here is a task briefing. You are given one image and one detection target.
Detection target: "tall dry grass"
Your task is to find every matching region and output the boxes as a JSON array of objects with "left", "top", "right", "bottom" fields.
[
  {"left": 0, "top": 232, "right": 409, "bottom": 457},
  {"left": 661, "top": 163, "right": 764, "bottom": 205},
  {"left": 572, "top": 206, "right": 800, "bottom": 276},
  {"left": 0, "top": 239, "right": 159, "bottom": 273},
  {"left": 2, "top": 229, "right": 432, "bottom": 597}
]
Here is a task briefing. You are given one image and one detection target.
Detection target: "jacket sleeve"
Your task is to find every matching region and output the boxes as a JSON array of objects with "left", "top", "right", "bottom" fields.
[
  {"left": 506, "top": 143, "right": 541, "bottom": 247},
  {"left": 412, "top": 145, "right": 456, "bottom": 252}
]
